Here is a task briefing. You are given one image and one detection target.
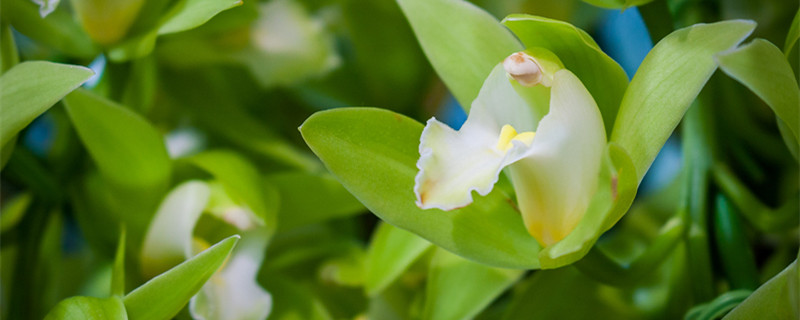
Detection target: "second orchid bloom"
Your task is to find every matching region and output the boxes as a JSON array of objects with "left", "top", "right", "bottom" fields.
[{"left": 414, "top": 50, "right": 606, "bottom": 247}]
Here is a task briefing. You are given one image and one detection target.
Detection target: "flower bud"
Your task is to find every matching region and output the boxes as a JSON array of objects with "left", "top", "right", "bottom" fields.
[{"left": 503, "top": 52, "right": 543, "bottom": 87}]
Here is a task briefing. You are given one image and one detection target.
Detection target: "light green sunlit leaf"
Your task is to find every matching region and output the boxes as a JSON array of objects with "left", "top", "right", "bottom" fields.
[
  {"left": 124, "top": 235, "right": 239, "bottom": 320},
  {"left": 611, "top": 20, "right": 756, "bottom": 181},
  {"left": 365, "top": 222, "right": 432, "bottom": 295},
  {"left": 267, "top": 171, "right": 364, "bottom": 232},
  {"left": 0, "top": 61, "right": 93, "bottom": 147},
  {"left": 396, "top": 0, "right": 522, "bottom": 109},
  {"left": 717, "top": 39, "right": 800, "bottom": 143},
  {"left": 44, "top": 296, "right": 127, "bottom": 320},
  {"left": 423, "top": 248, "right": 522, "bottom": 320},
  {"left": 300, "top": 107, "right": 541, "bottom": 269},
  {"left": 186, "top": 150, "right": 279, "bottom": 231},
  {"left": 502, "top": 14, "right": 628, "bottom": 135}
]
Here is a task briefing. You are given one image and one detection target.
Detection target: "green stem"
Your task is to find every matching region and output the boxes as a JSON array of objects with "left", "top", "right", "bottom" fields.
[
  {"left": 713, "top": 194, "right": 760, "bottom": 290},
  {"left": 681, "top": 101, "right": 715, "bottom": 302},
  {"left": 574, "top": 211, "right": 687, "bottom": 287},
  {"left": 712, "top": 163, "right": 799, "bottom": 232}
]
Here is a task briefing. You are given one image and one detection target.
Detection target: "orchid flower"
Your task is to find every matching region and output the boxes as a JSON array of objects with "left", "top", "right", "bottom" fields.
[
  {"left": 414, "top": 50, "right": 606, "bottom": 246},
  {"left": 141, "top": 180, "right": 272, "bottom": 320}
]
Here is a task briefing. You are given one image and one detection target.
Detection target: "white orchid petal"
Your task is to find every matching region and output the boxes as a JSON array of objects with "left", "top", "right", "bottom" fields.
[
  {"left": 190, "top": 230, "right": 272, "bottom": 320},
  {"left": 141, "top": 180, "right": 211, "bottom": 278},
  {"left": 414, "top": 65, "right": 538, "bottom": 210},
  {"left": 509, "top": 69, "right": 606, "bottom": 246}
]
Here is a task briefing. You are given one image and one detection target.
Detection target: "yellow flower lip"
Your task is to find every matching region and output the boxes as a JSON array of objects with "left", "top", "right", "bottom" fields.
[{"left": 496, "top": 124, "right": 535, "bottom": 152}]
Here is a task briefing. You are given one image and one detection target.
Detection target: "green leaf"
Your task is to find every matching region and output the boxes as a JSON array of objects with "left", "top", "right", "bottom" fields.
[
  {"left": 396, "top": 0, "right": 522, "bottom": 109},
  {"left": 267, "top": 171, "right": 364, "bottom": 232},
  {"left": 1, "top": 23, "right": 19, "bottom": 73},
  {"left": 123, "top": 235, "right": 239, "bottom": 320},
  {"left": 502, "top": 14, "right": 629, "bottom": 135},
  {"left": 106, "top": 0, "right": 241, "bottom": 61},
  {"left": 785, "top": 8, "right": 800, "bottom": 56},
  {"left": 111, "top": 227, "right": 126, "bottom": 297},
  {"left": 0, "top": 191, "right": 32, "bottom": 233},
  {"left": 0, "top": 61, "right": 93, "bottom": 147},
  {"left": 0, "top": 0, "right": 97, "bottom": 58},
  {"left": 186, "top": 150, "right": 278, "bottom": 230},
  {"left": 610, "top": 20, "right": 756, "bottom": 181},
  {"left": 63, "top": 88, "right": 172, "bottom": 223},
  {"left": 717, "top": 39, "right": 800, "bottom": 143},
  {"left": 365, "top": 222, "right": 432, "bottom": 295},
  {"left": 300, "top": 107, "right": 541, "bottom": 269},
  {"left": 724, "top": 260, "right": 799, "bottom": 319},
  {"left": 45, "top": 296, "right": 127, "bottom": 320},
  {"left": 422, "top": 248, "right": 522, "bottom": 320},
  {"left": 157, "top": 0, "right": 242, "bottom": 35}
]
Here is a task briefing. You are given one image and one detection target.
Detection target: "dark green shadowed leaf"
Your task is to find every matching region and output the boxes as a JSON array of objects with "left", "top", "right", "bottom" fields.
[
  {"left": 785, "top": 9, "right": 800, "bottom": 56},
  {"left": 423, "top": 248, "right": 522, "bottom": 320},
  {"left": 717, "top": 39, "right": 800, "bottom": 143},
  {"left": 1, "top": 23, "right": 19, "bottom": 73},
  {"left": 300, "top": 107, "right": 541, "bottom": 269},
  {"left": 502, "top": 14, "right": 629, "bottom": 135},
  {"left": 611, "top": 20, "right": 756, "bottom": 181},
  {"left": 0, "top": 61, "right": 93, "bottom": 147},
  {"left": 44, "top": 296, "right": 127, "bottom": 320},
  {"left": 186, "top": 150, "right": 279, "bottom": 231},
  {"left": 267, "top": 171, "right": 364, "bottom": 231},
  {"left": 124, "top": 235, "right": 239, "bottom": 320},
  {"left": 111, "top": 227, "right": 126, "bottom": 297},
  {"left": 0, "top": 0, "right": 97, "bottom": 58},
  {"left": 365, "top": 222, "right": 432, "bottom": 295},
  {"left": 396, "top": 0, "right": 522, "bottom": 109}
]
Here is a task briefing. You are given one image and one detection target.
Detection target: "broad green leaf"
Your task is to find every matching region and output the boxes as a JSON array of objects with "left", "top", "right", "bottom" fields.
[
  {"left": 502, "top": 15, "right": 629, "bottom": 135},
  {"left": 44, "top": 296, "right": 127, "bottom": 320},
  {"left": 422, "top": 248, "right": 522, "bottom": 320},
  {"left": 611, "top": 20, "right": 756, "bottom": 181},
  {"left": 267, "top": 171, "right": 364, "bottom": 232},
  {"left": 686, "top": 290, "right": 753, "bottom": 320},
  {"left": 157, "top": 0, "right": 242, "bottom": 35},
  {"left": 124, "top": 235, "right": 239, "bottom": 320},
  {"left": 365, "top": 222, "right": 432, "bottom": 295},
  {"left": 111, "top": 227, "right": 126, "bottom": 297},
  {"left": 724, "top": 260, "right": 798, "bottom": 319},
  {"left": 785, "top": 9, "right": 800, "bottom": 55},
  {"left": 0, "top": 191, "right": 32, "bottom": 233},
  {"left": 396, "top": 0, "right": 522, "bottom": 109},
  {"left": 71, "top": 0, "right": 146, "bottom": 45},
  {"left": 717, "top": 39, "right": 800, "bottom": 143},
  {"left": 63, "top": 88, "right": 171, "bottom": 219},
  {"left": 186, "top": 150, "right": 278, "bottom": 230},
  {"left": 0, "top": 0, "right": 97, "bottom": 58},
  {"left": 300, "top": 107, "right": 541, "bottom": 269},
  {"left": 0, "top": 61, "right": 93, "bottom": 147}
]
